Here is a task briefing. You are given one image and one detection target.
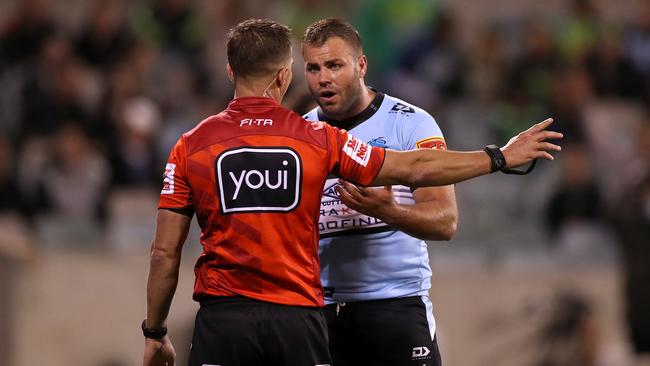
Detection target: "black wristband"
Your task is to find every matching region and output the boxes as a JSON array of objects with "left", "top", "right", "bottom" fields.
[
  {"left": 483, "top": 145, "right": 506, "bottom": 173},
  {"left": 142, "top": 319, "right": 167, "bottom": 339},
  {"left": 483, "top": 144, "right": 538, "bottom": 175}
]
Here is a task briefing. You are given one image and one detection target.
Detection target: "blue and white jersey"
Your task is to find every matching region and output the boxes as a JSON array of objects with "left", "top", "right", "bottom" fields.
[{"left": 304, "top": 91, "right": 447, "bottom": 304}]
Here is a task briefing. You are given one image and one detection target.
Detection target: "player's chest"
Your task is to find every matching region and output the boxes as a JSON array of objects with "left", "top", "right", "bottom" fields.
[{"left": 348, "top": 120, "right": 403, "bottom": 150}]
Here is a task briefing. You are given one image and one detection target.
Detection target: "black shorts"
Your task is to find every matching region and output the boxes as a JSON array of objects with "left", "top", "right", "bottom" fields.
[
  {"left": 189, "top": 296, "right": 331, "bottom": 366},
  {"left": 323, "top": 296, "right": 442, "bottom": 366}
]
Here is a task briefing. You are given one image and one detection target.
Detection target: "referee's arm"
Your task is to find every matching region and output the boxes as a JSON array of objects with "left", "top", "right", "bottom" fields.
[
  {"left": 146, "top": 209, "right": 191, "bottom": 331},
  {"left": 370, "top": 118, "right": 562, "bottom": 187}
]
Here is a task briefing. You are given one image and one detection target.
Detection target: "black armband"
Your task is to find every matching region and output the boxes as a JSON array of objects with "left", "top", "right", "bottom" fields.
[{"left": 141, "top": 319, "right": 167, "bottom": 339}]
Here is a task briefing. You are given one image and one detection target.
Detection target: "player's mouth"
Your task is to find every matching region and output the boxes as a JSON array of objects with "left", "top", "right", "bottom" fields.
[{"left": 319, "top": 90, "right": 338, "bottom": 104}]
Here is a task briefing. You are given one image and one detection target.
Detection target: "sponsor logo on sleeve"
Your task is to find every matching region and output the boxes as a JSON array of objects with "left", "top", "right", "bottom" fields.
[
  {"left": 216, "top": 147, "right": 302, "bottom": 214},
  {"left": 161, "top": 163, "right": 176, "bottom": 194},
  {"left": 416, "top": 137, "right": 447, "bottom": 150},
  {"left": 390, "top": 102, "right": 415, "bottom": 114},
  {"left": 342, "top": 135, "right": 372, "bottom": 167}
]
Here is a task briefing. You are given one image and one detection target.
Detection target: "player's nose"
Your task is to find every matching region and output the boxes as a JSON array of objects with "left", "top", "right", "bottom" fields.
[{"left": 318, "top": 69, "right": 332, "bottom": 85}]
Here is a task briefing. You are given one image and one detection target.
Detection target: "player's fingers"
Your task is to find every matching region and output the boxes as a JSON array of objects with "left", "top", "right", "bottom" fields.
[
  {"left": 356, "top": 186, "right": 370, "bottom": 196},
  {"left": 337, "top": 190, "right": 362, "bottom": 211},
  {"left": 536, "top": 151, "right": 555, "bottom": 161},
  {"left": 539, "top": 142, "right": 562, "bottom": 152},
  {"left": 336, "top": 185, "right": 360, "bottom": 206},
  {"left": 536, "top": 130, "right": 564, "bottom": 141},
  {"left": 339, "top": 180, "right": 365, "bottom": 197},
  {"left": 529, "top": 118, "right": 554, "bottom": 132}
]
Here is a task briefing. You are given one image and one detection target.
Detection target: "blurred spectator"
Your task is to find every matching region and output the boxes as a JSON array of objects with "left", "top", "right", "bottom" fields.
[
  {"left": 547, "top": 66, "right": 592, "bottom": 143},
  {"left": 536, "top": 291, "right": 598, "bottom": 366},
  {"left": 545, "top": 143, "right": 603, "bottom": 237},
  {"left": 467, "top": 25, "right": 508, "bottom": 103},
  {"left": 19, "top": 32, "right": 93, "bottom": 140},
  {"left": 396, "top": 10, "right": 467, "bottom": 104},
  {"left": 0, "top": 0, "right": 56, "bottom": 69},
  {"left": 610, "top": 172, "right": 650, "bottom": 357},
  {"left": 75, "top": 0, "right": 134, "bottom": 71},
  {"left": 111, "top": 97, "right": 161, "bottom": 187},
  {"left": 0, "top": 135, "right": 21, "bottom": 212},
  {"left": 555, "top": 0, "right": 602, "bottom": 64},
  {"left": 585, "top": 27, "right": 645, "bottom": 99},
  {"left": 35, "top": 122, "right": 111, "bottom": 224},
  {"left": 508, "top": 22, "right": 558, "bottom": 106},
  {"left": 128, "top": 0, "right": 205, "bottom": 61},
  {"left": 624, "top": 1, "right": 650, "bottom": 102},
  {"left": 352, "top": 0, "right": 436, "bottom": 84},
  {"left": 274, "top": 0, "right": 344, "bottom": 36}
]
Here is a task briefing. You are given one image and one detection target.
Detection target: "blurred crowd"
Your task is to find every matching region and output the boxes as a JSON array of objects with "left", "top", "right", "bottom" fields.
[
  {"left": 0, "top": 0, "right": 648, "bottom": 239},
  {"left": 0, "top": 0, "right": 649, "bottom": 364}
]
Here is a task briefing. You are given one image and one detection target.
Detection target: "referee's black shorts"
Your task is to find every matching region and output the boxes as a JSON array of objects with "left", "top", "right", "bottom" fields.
[
  {"left": 189, "top": 296, "right": 331, "bottom": 366},
  {"left": 323, "top": 296, "right": 442, "bottom": 366}
]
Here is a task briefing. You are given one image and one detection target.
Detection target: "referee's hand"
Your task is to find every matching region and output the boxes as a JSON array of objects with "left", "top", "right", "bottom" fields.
[
  {"left": 143, "top": 335, "right": 176, "bottom": 366},
  {"left": 501, "top": 118, "right": 563, "bottom": 168}
]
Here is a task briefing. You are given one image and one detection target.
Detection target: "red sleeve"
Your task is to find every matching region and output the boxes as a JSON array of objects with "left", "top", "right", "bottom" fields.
[
  {"left": 326, "top": 124, "right": 385, "bottom": 186},
  {"left": 158, "top": 136, "right": 194, "bottom": 211}
]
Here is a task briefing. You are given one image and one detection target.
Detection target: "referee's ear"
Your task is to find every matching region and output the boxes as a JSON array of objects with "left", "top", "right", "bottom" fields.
[
  {"left": 358, "top": 54, "right": 368, "bottom": 79},
  {"left": 226, "top": 63, "right": 235, "bottom": 84}
]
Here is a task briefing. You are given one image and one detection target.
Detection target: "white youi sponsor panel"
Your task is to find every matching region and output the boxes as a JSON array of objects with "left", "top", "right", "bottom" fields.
[{"left": 216, "top": 147, "right": 302, "bottom": 213}]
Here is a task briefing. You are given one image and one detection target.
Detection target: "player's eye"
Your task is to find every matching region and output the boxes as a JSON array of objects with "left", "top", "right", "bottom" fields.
[
  {"left": 306, "top": 64, "right": 319, "bottom": 73},
  {"left": 330, "top": 63, "right": 341, "bottom": 70}
]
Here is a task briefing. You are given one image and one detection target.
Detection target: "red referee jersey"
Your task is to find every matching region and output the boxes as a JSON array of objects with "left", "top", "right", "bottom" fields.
[{"left": 158, "top": 97, "right": 385, "bottom": 307}]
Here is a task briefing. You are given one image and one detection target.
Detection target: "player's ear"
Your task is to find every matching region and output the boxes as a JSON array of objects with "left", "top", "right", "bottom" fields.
[
  {"left": 358, "top": 54, "right": 368, "bottom": 78},
  {"left": 278, "top": 65, "right": 292, "bottom": 88},
  {"left": 226, "top": 63, "right": 235, "bottom": 83},
  {"left": 277, "top": 66, "right": 293, "bottom": 97}
]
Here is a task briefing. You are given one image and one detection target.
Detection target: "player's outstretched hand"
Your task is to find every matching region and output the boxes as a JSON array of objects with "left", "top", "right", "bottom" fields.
[
  {"left": 143, "top": 336, "right": 176, "bottom": 366},
  {"left": 501, "top": 118, "right": 563, "bottom": 168}
]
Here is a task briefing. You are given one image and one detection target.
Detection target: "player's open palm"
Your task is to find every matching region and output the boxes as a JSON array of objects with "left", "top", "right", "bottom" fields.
[
  {"left": 143, "top": 336, "right": 176, "bottom": 366},
  {"left": 336, "top": 179, "right": 395, "bottom": 218},
  {"left": 502, "top": 118, "right": 563, "bottom": 168}
]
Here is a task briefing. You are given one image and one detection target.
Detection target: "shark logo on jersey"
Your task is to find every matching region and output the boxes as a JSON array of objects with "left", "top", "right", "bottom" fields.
[
  {"left": 390, "top": 102, "right": 415, "bottom": 114},
  {"left": 368, "top": 137, "right": 388, "bottom": 148}
]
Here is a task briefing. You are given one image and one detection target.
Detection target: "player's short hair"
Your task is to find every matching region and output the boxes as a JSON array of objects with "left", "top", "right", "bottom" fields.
[
  {"left": 302, "top": 18, "right": 363, "bottom": 55},
  {"left": 226, "top": 18, "right": 292, "bottom": 78}
]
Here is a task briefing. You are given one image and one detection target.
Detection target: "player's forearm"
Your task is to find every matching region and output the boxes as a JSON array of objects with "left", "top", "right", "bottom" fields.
[
  {"left": 376, "top": 150, "right": 491, "bottom": 187},
  {"left": 146, "top": 242, "right": 182, "bottom": 330},
  {"left": 379, "top": 201, "right": 458, "bottom": 241}
]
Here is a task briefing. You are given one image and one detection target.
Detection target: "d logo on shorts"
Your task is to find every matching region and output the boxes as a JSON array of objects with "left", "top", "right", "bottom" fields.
[{"left": 216, "top": 147, "right": 302, "bottom": 213}]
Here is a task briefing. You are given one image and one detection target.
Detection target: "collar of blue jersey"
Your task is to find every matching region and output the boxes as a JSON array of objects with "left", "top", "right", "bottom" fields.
[{"left": 317, "top": 87, "right": 385, "bottom": 131}]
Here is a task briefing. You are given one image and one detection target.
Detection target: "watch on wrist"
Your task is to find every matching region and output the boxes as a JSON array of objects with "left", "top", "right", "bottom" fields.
[
  {"left": 483, "top": 144, "right": 506, "bottom": 173},
  {"left": 141, "top": 319, "right": 167, "bottom": 339},
  {"left": 483, "top": 144, "right": 538, "bottom": 175}
]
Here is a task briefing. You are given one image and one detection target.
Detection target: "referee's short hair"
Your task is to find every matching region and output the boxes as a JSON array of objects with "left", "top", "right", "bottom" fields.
[
  {"left": 226, "top": 18, "right": 292, "bottom": 78},
  {"left": 302, "top": 18, "right": 363, "bottom": 56}
]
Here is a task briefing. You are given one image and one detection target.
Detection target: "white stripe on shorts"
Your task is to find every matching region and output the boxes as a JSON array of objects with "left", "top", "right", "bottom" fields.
[{"left": 420, "top": 295, "right": 436, "bottom": 340}]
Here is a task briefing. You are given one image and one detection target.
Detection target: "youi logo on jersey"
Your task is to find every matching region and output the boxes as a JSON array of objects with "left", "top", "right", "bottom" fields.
[{"left": 216, "top": 147, "right": 302, "bottom": 213}]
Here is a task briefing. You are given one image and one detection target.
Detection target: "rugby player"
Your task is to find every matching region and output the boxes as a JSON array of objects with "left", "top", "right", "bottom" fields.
[
  {"left": 142, "top": 18, "right": 562, "bottom": 366},
  {"left": 301, "top": 18, "right": 455, "bottom": 365}
]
